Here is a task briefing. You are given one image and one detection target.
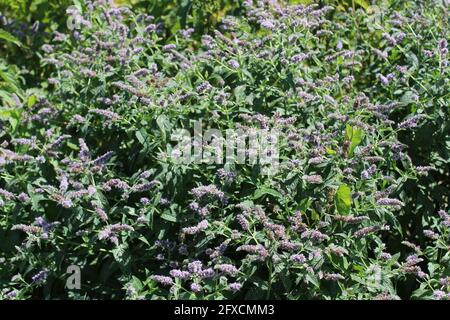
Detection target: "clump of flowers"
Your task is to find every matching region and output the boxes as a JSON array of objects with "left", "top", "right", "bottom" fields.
[{"left": 0, "top": 0, "right": 448, "bottom": 300}]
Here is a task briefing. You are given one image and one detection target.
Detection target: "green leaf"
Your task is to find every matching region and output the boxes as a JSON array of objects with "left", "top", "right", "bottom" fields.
[
  {"left": 129, "top": 276, "right": 143, "bottom": 291},
  {"left": 311, "top": 208, "right": 320, "bottom": 221},
  {"left": 345, "top": 125, "right": 363, "bottom": 157},
  {"left": 156, "top": 115, "right": 169, "bottom": 141},
  {"left": 400, "top": 91, "right": 418, "bottom": 106},
  {"left": 304, "top": 273, "right": 320, "bottom": 289},
  {"left": 67, "top": 142, "right": 79, "bottom": 150},
  {"left": 234, "top": 85, "right": 247, "bottom": 104},
  {"left": 28, "top": 95, "right": 37, "bottom": 108},
  {"left": 8, "top": 117, "right": 18, "bottom": 131},
  {"left": 335, "top": 184, "right": 352, "bottom": 215},
  {"left": 253, "top": 187, "right": 282, "bottom": 200},
  {"left": 354, "top": 0, "right": 369, "bottom": 10},
  {"left": 0, "top": 29, "right": 22, "bottom": 47},
  {"left": 160, "top": 212, "right": 177, "bottom": 222},
  {"left": 138, "top": 236, "right": 150, "bottom": 246},
  {"left": 325, "top": 147, "right": 336, "bottom": 155},
  {"left": 0, "top": 108, "right": 22, "bottom": 130},
  {"left": 135, "top": 129, "right": 147, "bottom": 146}
]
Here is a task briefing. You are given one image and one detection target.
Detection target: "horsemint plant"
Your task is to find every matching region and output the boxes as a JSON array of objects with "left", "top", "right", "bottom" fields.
[{"left": 0, "top": 0, "right": 449, "bottom": 300}]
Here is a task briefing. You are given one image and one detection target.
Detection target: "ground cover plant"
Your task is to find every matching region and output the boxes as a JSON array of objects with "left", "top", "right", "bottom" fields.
[{"left": 0, "top": 0, "right": 449, "bottom": 300}]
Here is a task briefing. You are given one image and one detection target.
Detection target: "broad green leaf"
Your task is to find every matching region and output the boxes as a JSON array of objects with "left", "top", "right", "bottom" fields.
[
  {"left": 156, "top": 115, "right": 169, "bottom": 141},
  {"left": 138, "top": 236, "right": 150, "bottom": 247},
  {"left": 305, "top": 273, "right": 320, "bottom": 289},
  {"left": 160, "top": 212, "right": 177, "bottom": 222},
  {"left": 400, "top": 91, "right": 418, "bottom": 106},
  {"left": 28, "top": 95, "right": 37, "bottom": 108},
  {"left": 311, "top": 208, "right": 320, "bottom": 221},
  {"left": 345, "top": 124, "right": 363, "bottom": 157},
  {"left": 67, "top": 142, "right": 79, "bottom": 150},
  {"left": 234, "top": 85, "right": 247, "bottom": 104},
  {"left": 0, "top": 108, "right": 21, "bottom": 120},
  {"left": 253, "top": 187, "right": 282, "bottom": 200},
  {"left": 135, "top": 129, "right": 147, "bottom": 146},
  {"left": 335, "top": 184, "right": 352, "bottom": 215},
  {"left": 354, "top": 0, "right": 369, "bottom": 10},
  {"left": 8, "top": 117, "right": 18, "bottom": 131}
]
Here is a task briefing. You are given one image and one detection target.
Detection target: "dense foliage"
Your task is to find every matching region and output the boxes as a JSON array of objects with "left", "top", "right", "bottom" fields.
[{"left": 0, "top": 0, "right": 449, "bottom": 300}]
